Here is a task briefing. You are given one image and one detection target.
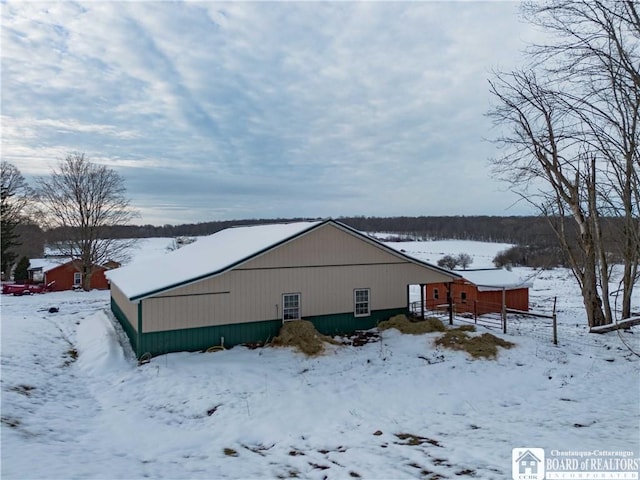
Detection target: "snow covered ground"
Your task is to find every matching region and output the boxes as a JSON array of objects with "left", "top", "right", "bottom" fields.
[
  {"left": 1, "top": 239, "right": 639, "bottom": 479},
  {"left": 382, "top": 238, "right": 514, "bottom": 269}
]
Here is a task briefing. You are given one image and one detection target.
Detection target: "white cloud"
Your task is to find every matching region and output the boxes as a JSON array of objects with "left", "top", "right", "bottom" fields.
[{"left": 1, "top": 1, "right": 538, "bottom": 224}]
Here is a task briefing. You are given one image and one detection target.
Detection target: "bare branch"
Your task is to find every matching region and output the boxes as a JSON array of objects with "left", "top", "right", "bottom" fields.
[
  {"left": 37, "top": 153, "right": 139, "bottom": 290},
  {"left": 488, "top": 0, "right": 639, "bottom": 326}
]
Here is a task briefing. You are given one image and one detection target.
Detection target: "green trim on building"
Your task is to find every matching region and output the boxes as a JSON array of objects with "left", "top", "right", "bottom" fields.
[
  {"left": 111, "top": 297, "right": 138, "bottom": 353},
  {"left": 138, "top": 318, "right": 283, "bottom": 357},
  {"left": 137, "top": 302, "right": 143, "bottom": 355},
  {"left": 307, "top": 308, "right": 408, "bottom": 336},
  {"left": 128, "top": 308, "right": 407, "bottom": 358}
]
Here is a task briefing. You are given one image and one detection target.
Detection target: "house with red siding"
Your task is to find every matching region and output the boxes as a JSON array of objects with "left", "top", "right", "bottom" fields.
[
  {"left": 424, "top": 268, "right": 532, "bottom": 316},
  {"left": 28, "top": 258, "right": 119, "bottom": 291}
]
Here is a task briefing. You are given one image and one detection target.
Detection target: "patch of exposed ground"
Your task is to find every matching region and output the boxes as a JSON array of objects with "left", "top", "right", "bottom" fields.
[{"left": 342, "top": 329, "right": 380, "bottom": 347}]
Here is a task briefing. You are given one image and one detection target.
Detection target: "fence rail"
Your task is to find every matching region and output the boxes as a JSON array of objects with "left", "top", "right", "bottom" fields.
[{"left": 410, "top": 296, "right": 558, "bottom": 344}]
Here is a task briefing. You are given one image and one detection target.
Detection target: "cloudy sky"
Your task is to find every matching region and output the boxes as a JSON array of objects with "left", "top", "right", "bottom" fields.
[{"left": 2, "top": 1, "right": 540, "bottom": 226}]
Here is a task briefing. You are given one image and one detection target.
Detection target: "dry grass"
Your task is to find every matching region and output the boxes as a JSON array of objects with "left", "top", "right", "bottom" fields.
[
  {"left": 394, "top": 432, "right": 441, "bottom": 447},
  {"left": 454, "top": 324, "right": 476, "bottom": 332},
  {"left": 434, "top": 326, "right": 514, "bottom": 359},
  {"left": 378, "top": 314, "right": 446, "bottom": 334},
  {"left": 271, "top": 320, "right": 340, "bottom": 356},
  {"left": 223, "top": 448, "right": 238, "bottom": 457}
]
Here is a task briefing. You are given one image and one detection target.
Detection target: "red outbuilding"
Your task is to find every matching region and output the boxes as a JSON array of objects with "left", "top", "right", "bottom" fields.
[
  {"left": 424, "top": 268, "right": 531, "bottom": 316},
  {"left": 27, "top": 258, "right": 119, "bottom": 291}
]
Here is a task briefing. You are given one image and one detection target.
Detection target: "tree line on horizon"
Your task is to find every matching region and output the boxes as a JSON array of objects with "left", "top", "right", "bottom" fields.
[
  {"left": 1, "top": 211, "right": 572, "bottom": 248},
  {"left": 5, "top": 161, "right": 571, "bottom": 266},
  {"left": 43, "top": 214, "right": 578, "bottom": 245},
  {"left": 1, "top": 159, "right": 632, "bottom": 277},
  {"left": 66, "top": 215, "right": 561, "bottom": 242},
  {"left": 5, "top": 210, "right": 628, "bottom": 266}
]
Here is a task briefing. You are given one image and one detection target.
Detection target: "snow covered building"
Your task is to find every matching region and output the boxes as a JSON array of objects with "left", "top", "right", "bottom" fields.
[
  {"left": 28, "top": 258, "right": 116, "bottom": 291},
  {"left": 106, "top": 219, "right": 460, "bottom": 358},
  {"left": 425, "top": 268, "right": 532, "bottom": 316}
]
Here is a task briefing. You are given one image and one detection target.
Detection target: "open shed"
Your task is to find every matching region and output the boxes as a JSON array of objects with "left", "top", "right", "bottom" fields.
[
  {"left": 106, "top": 219, "right": 460, "bottom": 358},
  {"left": 425, "top": 268, "right": 532, "bottom": 316}
]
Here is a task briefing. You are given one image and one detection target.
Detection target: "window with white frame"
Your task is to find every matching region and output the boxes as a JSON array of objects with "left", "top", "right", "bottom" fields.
[
  {"left": 73, "top": 272, "right": 82, "bottom": 286},
  {"left": 354, "top": 288, "right": 370, "bottom": 317},
  {"left": 282, "top": 293, "right": 300, "bottom": 321}
]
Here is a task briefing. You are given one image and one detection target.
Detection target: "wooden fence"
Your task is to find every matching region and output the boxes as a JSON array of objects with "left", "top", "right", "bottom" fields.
[{"left": 410, "top": 296, "right": 558, "bottom": 344}]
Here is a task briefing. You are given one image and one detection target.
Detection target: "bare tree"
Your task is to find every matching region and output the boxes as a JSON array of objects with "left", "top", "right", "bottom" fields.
[
  {"left": 456, "top": 253, "right": 473, "bottom": 270},
  {"left": 1, "top": 162, "right": 33, "bottom": 276},
  {"left": 526, "top": 0, "right": 640, "bottom": 320},
  {"left": 437, "top": 255, "right": 459, "bottom": 270},
  {"left": 488, "top": 0, "right": 639, "bottom": 327},
  {"left": 37, "top": 153, "right": 138, "bottom": 290},
  {"left": 488, "top": 71, "right": 609, "bottom": 327}
]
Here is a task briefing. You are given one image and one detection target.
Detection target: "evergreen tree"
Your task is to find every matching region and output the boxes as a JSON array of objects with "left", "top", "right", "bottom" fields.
[
  {"left": 1, "top": 162, "right": 32, "bottom": 275},
  {"left": 13, "top": 256, "right": 30, "bottom": 283}
]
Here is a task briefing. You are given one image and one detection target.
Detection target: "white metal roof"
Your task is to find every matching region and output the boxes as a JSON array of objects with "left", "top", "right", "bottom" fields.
[
  {"left": 106, "top": 221, "right": 323, "bottom": 300},
  {"left": 458, "top": 268, "right": 533, "bottom": 291}
]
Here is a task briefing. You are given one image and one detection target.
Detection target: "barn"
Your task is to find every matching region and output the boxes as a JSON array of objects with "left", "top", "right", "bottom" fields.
[
  {"left": 106, "top": 219, "right": 461, "bottom": 359},
  {"left": 28, "top": 258, "right": 117, "bottom": 291},
  {"left": 424, "top": 268, "right": 532, "bottom": 316}
]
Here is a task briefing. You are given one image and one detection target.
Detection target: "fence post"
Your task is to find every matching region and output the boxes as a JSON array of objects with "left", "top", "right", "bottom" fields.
[
  {"left": 552, "top": 296, "right": 558, "bottom": 345},
  {"left": 474, "top": 300, "right": 477, "bottom": 324},
  {"left": 447, "top": 284, "right": 453, "bottom": 326},
  {"left": 502, "top": 287, "right": 507, "bottom": 334}
]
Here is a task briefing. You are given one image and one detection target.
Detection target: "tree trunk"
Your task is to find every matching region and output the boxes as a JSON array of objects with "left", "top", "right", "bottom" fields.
[
  {"left": 577, "top": 227, "right": 608, "bottom": 328},
  {"left": 82, "top": 265, "right": 93, "bottom": 291},
  {"left": 588, "top": 157, "right": 613, "bottom": 325},
  {"left": 582, "top": 267, "right": 608, "bottom": 328},
  {"left": 622, "top": 258, "right": 639, "bottom": 319},
  {"left": 566, "top": 189, "right": 610, "bottom": 328}
]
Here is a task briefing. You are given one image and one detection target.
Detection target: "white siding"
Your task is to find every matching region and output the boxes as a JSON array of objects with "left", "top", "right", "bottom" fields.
[{"left": 111, "top": 283, "right": 138, "bottom": 332}]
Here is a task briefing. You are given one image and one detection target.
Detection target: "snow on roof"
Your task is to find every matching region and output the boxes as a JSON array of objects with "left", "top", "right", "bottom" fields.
[
  {"left": 28, "top": 258, "right": 71, "bottom": 272},
  {"left": 106, "top": 221, "right": 323, "bottom": 300},
  {"left": 457, "top": 268, "right": 533, "bottom": 291}
]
